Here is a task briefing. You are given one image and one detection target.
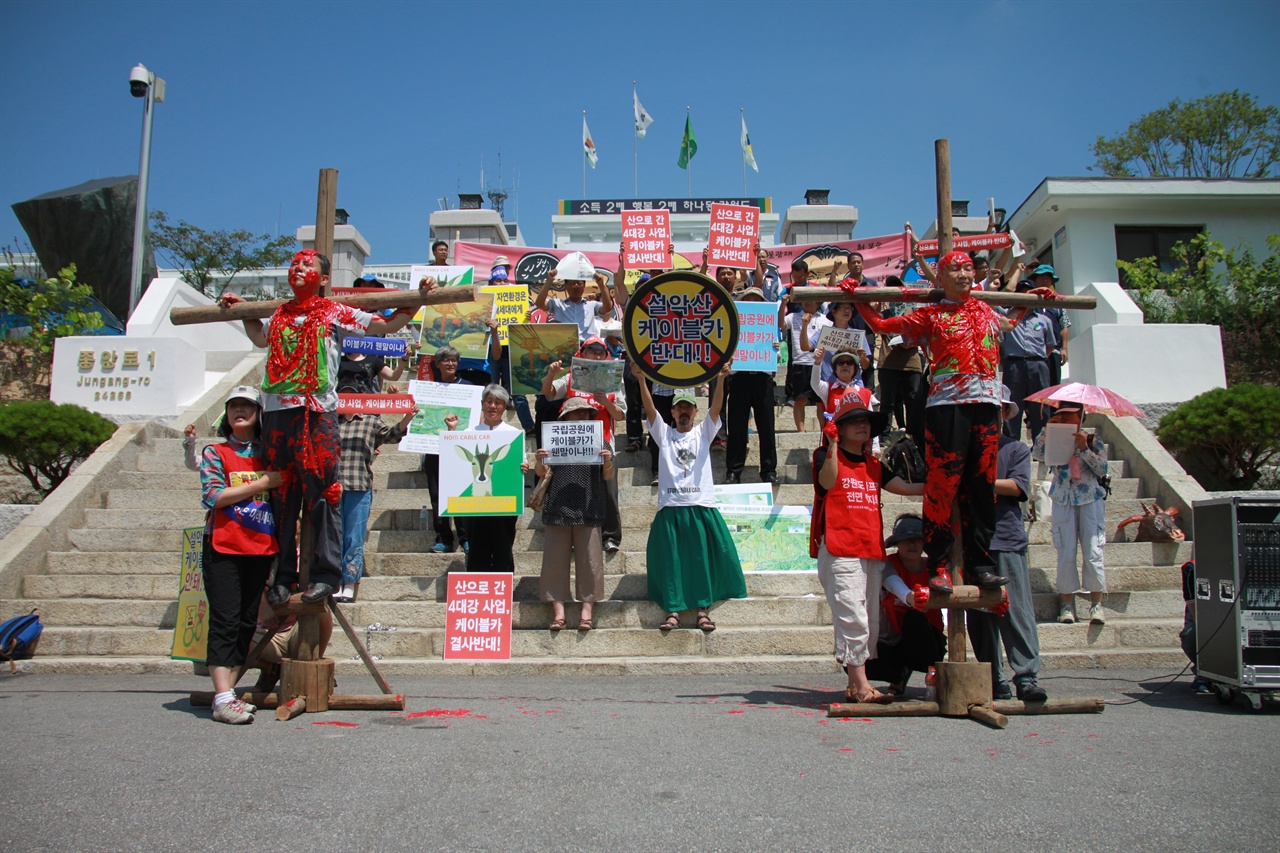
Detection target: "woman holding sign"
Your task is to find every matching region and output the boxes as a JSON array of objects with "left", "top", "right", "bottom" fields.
[{"left": 533, "top": 396, "right": 613, "bottom": 631}]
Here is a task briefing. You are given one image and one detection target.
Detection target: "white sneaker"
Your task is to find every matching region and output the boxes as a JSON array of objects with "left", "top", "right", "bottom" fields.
[
  {"left": 213, "top": 699, "right": 254, "bottom": 725},
  {"left": 1058, "top": 603, "right": 1076, "bottom": 624},
  {"left": 1089, "top": 603, "right": 1106, "bottom": 625},
  {"left": 334, "top": 584, "right": 355, "bottom": 603}
]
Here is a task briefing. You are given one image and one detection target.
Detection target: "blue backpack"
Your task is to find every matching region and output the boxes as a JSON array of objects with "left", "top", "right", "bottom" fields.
[{"left": 0, "top": 608, "right": 43, "bottom": 673}]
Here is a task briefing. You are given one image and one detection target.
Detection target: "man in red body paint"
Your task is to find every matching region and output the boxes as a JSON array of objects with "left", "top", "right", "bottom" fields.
[
  {"left": 849, "top": 252, "right": 1051, "bottom": 594},
  {"left": 220, "top": 251, "right": 433, "bottom": 603}
]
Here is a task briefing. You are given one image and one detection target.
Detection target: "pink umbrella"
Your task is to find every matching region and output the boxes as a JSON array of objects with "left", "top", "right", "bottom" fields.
[{"left": 1023, "top": 382, "right": 1145, "bottom": 418}]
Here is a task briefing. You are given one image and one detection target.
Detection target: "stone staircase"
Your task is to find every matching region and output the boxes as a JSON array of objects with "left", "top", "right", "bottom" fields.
[{"left": 2, "top": 408, "right": 1191, "bottom": 677}]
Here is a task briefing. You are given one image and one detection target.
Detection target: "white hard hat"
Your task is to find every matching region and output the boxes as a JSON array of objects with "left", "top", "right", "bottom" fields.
[{"left": 556, "top": 251, "right": 596, "bottom": 282}]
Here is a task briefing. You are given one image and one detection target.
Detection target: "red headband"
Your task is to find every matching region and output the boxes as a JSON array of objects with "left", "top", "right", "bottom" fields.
[{"left": 938, "top": 251, "right": 973, "bottom": 272}]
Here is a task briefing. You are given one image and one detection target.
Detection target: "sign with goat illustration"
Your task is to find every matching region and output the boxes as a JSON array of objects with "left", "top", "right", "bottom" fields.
[{"left": 439, "top": 425, "right": 525, "bottom": 516}]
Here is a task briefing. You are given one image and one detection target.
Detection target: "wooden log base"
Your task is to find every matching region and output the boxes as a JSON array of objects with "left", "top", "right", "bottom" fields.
[
  {"left": 992, "top": 697, "right": 1105, "bottom": 715},
  {"left": 967, "top": 704, "right": 1009, "bottom": 729},
  {"left": 189, "top": 691, "right": 406, "bottom": 711},
  {"left": 936, "top": 661, "right": 992, "bottom": 716},
  {"left": 923, "top": 585, "right": 1007, "bottom": 611},
  {"left": 827, "top": 699, "right": 941, "bottom": 717},
  {"left": 279, "top": 657, "right": 335, "bottom": 713}
]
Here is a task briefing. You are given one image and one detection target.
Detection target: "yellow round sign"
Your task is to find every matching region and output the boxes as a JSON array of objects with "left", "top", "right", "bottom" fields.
[{"left": 623, "top": 271, "right": 739, "bottom": 388}]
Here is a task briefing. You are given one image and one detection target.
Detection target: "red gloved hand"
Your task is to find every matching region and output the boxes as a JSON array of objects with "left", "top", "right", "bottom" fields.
[
  {"left": 1028, "top": 286, "right": 1057, "bottom": 300},
  {"left": 911, "top": 584, "right": 931, "bottom": 612},
  {"left": 990, "top": 598, "right": 1010, "bottom": 617},
  {"left": 822, "top": 420, "right": 839, "bottom": 443}
]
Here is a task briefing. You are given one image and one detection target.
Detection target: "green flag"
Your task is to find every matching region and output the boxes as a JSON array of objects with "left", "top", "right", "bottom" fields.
[{"left": 678, "top": 114, "right": 698, "bottom": 169}]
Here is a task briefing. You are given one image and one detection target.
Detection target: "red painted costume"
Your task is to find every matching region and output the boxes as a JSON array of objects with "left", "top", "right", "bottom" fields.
[{"left": 847, "top": 252, "right": 1035, "bottom": 590}]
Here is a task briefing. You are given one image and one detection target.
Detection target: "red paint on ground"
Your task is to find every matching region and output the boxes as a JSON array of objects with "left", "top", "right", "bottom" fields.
[
  {"left": 886, "top": 748, "right": 900, "bottom": 752},
  {"left": 311, "top": 721, "right": 358, "bottom": 728},
  {"left": 405, "top": 708, "right": 474, "bottom": 719},
  {"left": 838, "top": 748, "right": 854, "bottom": 753},
  {"left": 727, "top": 710, "right": 745, "bottom": 715}
]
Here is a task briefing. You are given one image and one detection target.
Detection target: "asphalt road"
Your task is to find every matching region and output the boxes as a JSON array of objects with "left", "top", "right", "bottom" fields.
[{"left": 1, "top": 668, "right": 1276, "bottom": 852}]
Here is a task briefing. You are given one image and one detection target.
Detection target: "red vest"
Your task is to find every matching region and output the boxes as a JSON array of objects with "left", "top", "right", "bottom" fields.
[
  {"left": 210, "top": 444, "right": 279, "bottom": 556},
  {"left": 881, "top": 552, "right": 944, "bottom": 635},
  {"left": 565, "top": 376, "right": 617, "bottom": 443},
  {"left": 810, "top": 448, "right": 886, "bottom": 560}
]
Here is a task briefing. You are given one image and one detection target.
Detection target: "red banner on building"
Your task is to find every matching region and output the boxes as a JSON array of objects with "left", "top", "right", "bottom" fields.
[
  {"left": 336, "top": 394, "right": 418, "bottom": 415},
  {"left": 444, "top": 572, "right": 513, "bottom": 660},
  {"left": 708, "top": 203, "right": 760, "bottom": 269},
  {"left": 913, "top": 232, "right": 1012, "bottom": 256},
  {"left": 621, "top": 209, "right": 672, "bottom": 269}
]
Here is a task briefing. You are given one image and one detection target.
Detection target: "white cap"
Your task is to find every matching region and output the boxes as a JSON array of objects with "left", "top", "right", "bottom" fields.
[
  {"left": 556, "top": 251, "right": 596, "bottom": 282},
  {"left": 226, "top": 385, "right": 262, "bottom": 407}
]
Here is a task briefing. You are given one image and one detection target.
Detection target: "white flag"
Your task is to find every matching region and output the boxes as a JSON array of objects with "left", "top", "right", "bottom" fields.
[
  {"left": 634, "top": 91, "right": 654, "bottom": 139},
  {"left": 741, "top": 115, "right": 759, "bottom": 172},
  {"left": 583, "top": 116, "right": 598, "bottom": 169}
]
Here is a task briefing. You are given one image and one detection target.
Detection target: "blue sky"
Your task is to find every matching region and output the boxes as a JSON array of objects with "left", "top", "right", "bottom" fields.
[{"left": 2, "top": 0, "right": 1277, "bottom": 266}]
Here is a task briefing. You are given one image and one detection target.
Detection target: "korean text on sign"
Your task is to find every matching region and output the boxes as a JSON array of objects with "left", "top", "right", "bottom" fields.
[
  {"left": 444, "top": 573, "right": 513, "bottom": 660},
  {"left": 541, "top": 420, "right": 604, "bottom": 465},
  {"left": 731, "top": 303, "right": 780, "bottom": 373},
  {"left": 708, "top": 203, "right": 760, "bottom": 269},
  {"left": 621, "top": 209, "right": 672, "bottom": 269},
  {"left": 636, "top": 292, "right": 724, "bottom": 367}
]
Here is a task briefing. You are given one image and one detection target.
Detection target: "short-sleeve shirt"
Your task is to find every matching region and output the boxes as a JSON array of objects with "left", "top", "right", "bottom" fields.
[
  {"left": 546, "top": 297, "right": 604, "bottom": 342},
  {"left": 649, "top": 413, "right": 719, "bottom": 509},
  {"left": 262, "top": 304, "right": 375, "bottom": 412},
  {"left": 990, "top": 435, "right": 1031, "bottom": 552},
  {"left": 789, "top": 312, "right": 830, "bottom": 367},
  {"left": 870, "top": 297, "right": 1002, "bottom": 407},
  {"left": 1000, "top": 310, "right": 1055, "bottom": 359}
]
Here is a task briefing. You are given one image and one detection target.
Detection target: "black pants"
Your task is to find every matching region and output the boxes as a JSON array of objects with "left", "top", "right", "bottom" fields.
[
  {"left": 646, "top": 389, "right": 676, "bottom": 473},
  {"left": 623, "top": 367, "right": 644, "bottom": 443},
  {"left": 865, "top": 610, "right": 946, "bottom": 685},
  {"left": 202, "top": 537, "right": 273, "bottom": 668},
  {"left": 465, "top": 516, "right": 517, "bottom": 571},
  {"left": 1002, "top": 356, "right": 1050, "bottom": 441},
  {"left": 421, "top": 453, "right": 467, "bottom": 550},
  {"left": 878, "top": 368, "right": 924, "bottom": 434},
  {"left": 726, "top": 372, "right": 776, "bottom": 480},
  {"left": 602, "top": 453, "right": 622, "bottom": 544},
  {"left": 262, "top": 408, "right": 343, "bottom": 587}
]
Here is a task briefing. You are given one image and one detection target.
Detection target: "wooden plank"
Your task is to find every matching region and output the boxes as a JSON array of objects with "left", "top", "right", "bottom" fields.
[
  {"left": 168, "top": 284, "right": 478, "bottom": 326},
  {"left": 968, "top": 704, "right": 1009, "bottom": 729},
  {"left": 328, "top": 596, "right": 394, "bottom": 695},
  {"left": 827, "top": 700, "right": 940, "bottom": 717},
  {"left": 935, "top": 139, "right": 953, "bottom": 256},
  {"left": 923, "top": 585, "right": 1008, "bottom": 611},
  {"left": 992, "top": 697, "right": 1105, "bottom": 715},
  {"left": 315, "top": 167, "right": 338, "bottom": 288}
]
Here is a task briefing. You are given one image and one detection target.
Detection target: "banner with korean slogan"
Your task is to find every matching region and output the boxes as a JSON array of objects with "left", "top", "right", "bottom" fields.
[
  {"left": 621, "top": 209, "right": 672, "bottom": 269},
  {"left": 570, "top": 356, "right": 624, "bottom": 394},
  {"left": 444, "top": 573, "right": 513, "bottom": 660},
  {"left": 731, "top": 302, "right": 779, "bottom": 373},
  {"left": 708, "top": 203, "right": 761, "bottom": 269},
  {"left": 717, "top": 505, "right": 815, "bottom": 571},
  {"left": 416, "top": 290, "right": 493, "bottom": 359},
  {"left": 541, "top": 420, "right": 604, "bottom": 465},
  {"left": 171, "top": 527, "right": 209, "bottom": 662},
  {"left": 507, "top": 323, "right": 579, "bottom": 395},
  {"left": 453, "top": 241, "right": 698, "bottom": 294},
  {"left": 763, "top": 232, "right": 912, "bottom": 285},
  {"left": 336, "top": 393, "right": 418, "bottom": 416},
  {"left": 399, "top": 380, "right": 483, "bottom": 455},
  {"left": 341, "top": 336, "right": 407, "bottom": 358},
  {"left": 480, "top": 284, "right": 529, "bottom": 346},
  {"left": 439, "top": 426, "right": 525, "bottom": 516}
]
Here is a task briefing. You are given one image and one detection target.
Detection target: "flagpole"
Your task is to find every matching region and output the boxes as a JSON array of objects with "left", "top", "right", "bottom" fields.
[
  {"left": 582, "top": 110, "right": 587, "bottom": 197},
  {"left": 741, "top": 108, "right": 746, "bottom": 195},
  {"left": 686, "top": 106, "right": 691, "bottom": 198},
  {"left": 633, "top": 82, "right": 638, "bottom": 197}
]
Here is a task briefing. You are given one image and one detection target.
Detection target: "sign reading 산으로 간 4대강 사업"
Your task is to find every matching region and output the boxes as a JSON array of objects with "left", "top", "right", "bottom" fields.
[
  {"left": 444, "top": 573, "right": 513, "bottom": 660},
  {"left": 708, "top": 203, "right": 760, "bottom": 269},
  {"left": 621, "top": 209, "right": 672, "bottom": 269}
]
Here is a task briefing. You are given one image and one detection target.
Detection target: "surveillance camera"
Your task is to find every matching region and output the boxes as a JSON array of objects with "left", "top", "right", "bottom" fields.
[{"left": 130, "top": 64, "right": 150, "bottom": 98}]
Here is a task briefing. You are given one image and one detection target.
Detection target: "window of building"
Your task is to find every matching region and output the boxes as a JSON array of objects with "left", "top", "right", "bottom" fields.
[{"left": 1114, "top": 225, "right": 1203, "bottom": 285}]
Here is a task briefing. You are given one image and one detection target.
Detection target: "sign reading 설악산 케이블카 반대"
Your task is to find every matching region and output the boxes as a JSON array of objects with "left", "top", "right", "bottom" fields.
[
  {"left": 171, "top": 527, "right": 208, "bottom": 662},
  {"left": 623, "top": 271, "right": 738, "bottom": 388}
]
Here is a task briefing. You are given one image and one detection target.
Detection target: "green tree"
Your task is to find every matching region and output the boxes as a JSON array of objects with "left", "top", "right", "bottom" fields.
[
  {"left": 1157, "top": 384, "right": 1280, "bottom": 491},
  {"left": 1117, "top": 232, "right": 1280, "bottom": 385},
  {"left": 149, "top": 211, "right": 296, "bottom": 297},
  {"left": 0, "top": 400, "right": 117, "bottom": 496},
  {"left": 1, "top": 264, "right": 106, "bottom": 400},
  {"left": 1091, "top": 90, "right": 1280, "bottom": 178}
]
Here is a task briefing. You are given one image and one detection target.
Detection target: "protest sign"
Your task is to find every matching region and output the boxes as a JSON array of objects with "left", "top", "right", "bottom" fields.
[
  {"left": 717, "top": 506, "right": 815, "bottom": 571},
  {"left": 444, "top": 573, "right": 513, "bottom": 660},
  {"left": 541, "top": 420, "right": 604, "bottom": 465},
  {"left": 816, "top": 325, "right": 867, "bottom": 356},
  {"left": 623, "top": 271, "right": 738, "bottom": 388},
  {"left": 341, "top": 336, "right": 407, "bottom": 358},
  {"left": 439, "top": 427, "right": 525, "bottom": 516},
  {"left": 713, "top": 482, "right": 774, "bottom": 507},
  {"left": 764, "top": 232, "right": 911, "bottom": 284},
  {"left": 410, "top": 264, "right": 474, "bottom": 289},
  {"left": 708, "top": 203, "right": 760, "bottom": 269},
  {"left": 570, "top": 356, "right": 624, "bottom": 393},
  {"left": 913, "top": 232, "right": 1012, "bottom": 256},
  {"left": 621, "top": 209, "right": 672, "bottom": 269},
  {"left": 507, "top": 323, "right": 579, "bottom": 395},
  {"left": 480, "top": 284, "right": 529, "bottom": 346},
  {"left": 454, "top": 242, "right": 697, "bottom": 293},
  {"left": 731, "top": 302, "right": 779, "bottom": 373},
  {"left": 171, "top": 527, "right": 208, "bottom": 662},
  {"left": 416, "top": 289, "right": 493, "bottom": 359},
  {"left": 336, "top": 393, "right": 418, "bottom": 415},
  {"left": 399, "top": 380, "right": 483, "bottom": 455}
]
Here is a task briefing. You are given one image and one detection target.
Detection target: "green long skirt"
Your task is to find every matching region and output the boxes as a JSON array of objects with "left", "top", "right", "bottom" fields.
[{"left": 646, "top": 506, "right": 747, "bottom": 613}]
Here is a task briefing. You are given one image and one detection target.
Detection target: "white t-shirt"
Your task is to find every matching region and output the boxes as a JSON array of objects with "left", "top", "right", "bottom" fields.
[
  {"left": 649, "top": 413, "right": 719, "bottom": 510},
  {"left": 789, "top": 312, "right": 831, "bottom": 366}
]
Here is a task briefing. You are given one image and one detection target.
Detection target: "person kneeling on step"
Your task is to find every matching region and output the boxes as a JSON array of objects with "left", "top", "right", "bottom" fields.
[{"left": 864, "top": 513, "right": 946, "bottom": 697}]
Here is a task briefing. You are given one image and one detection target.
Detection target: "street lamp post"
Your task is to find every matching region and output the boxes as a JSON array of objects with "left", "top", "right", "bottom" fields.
[{"left": 128, "top": 63, "right": 165, "bottom": 317}]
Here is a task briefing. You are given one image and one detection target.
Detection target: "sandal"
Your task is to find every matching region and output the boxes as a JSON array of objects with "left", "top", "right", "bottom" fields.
[
  {"left": 549, "top": 618, "right": 567, "bottom": 632},
  {"left": 577, "top": 619, "right": 594, "bottom": 632},
  {"left": 847, "top": 687, "right": 893, "bottom": 704},
  {"left": 696, "top": 612, "right": 716, "bottom": 633},
  {"left": 658, "top": 614, "right": 680, "bottom": 632}
]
